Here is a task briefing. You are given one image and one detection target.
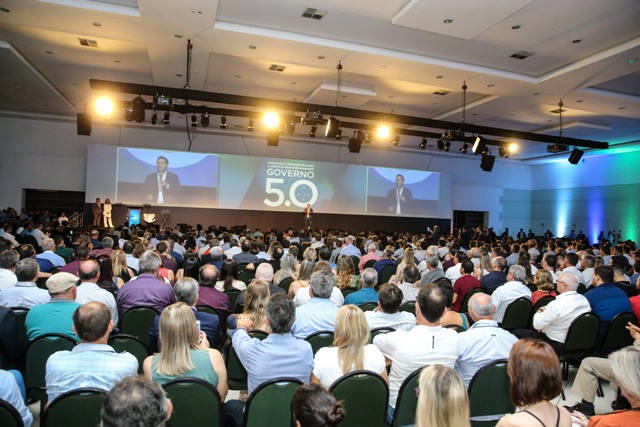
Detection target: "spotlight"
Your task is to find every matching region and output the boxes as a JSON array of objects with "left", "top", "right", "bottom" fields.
[
  {"left": 437, "top": 139, "right": 445, "bottom": 151},
  {"left": 247, "top": 119, "right": 254, "bottom": 131},
  {"left": 220, "top": 115, "right": 227, "bottom": 129},
  {"left": 95, "top": 97, "right": 114, "bottom": 117},
  {"left": 151, "top": 112, "right": 158, "bottom": 125},
  {"left": 377, "top": 125, "right": 391, "bottom": 139},
  {"left": 444, "top": 141, "right": 451, "bottom": 152},
  {"left": 309, "top": 125, "right": 317, "bottom": 137},
  {"left": 419, "top": 137, "right": 427, "bottom": 149},
  {"left": 355, "top": 129, "right": 366, "bottom": 142},
  {"left": 391, "top": 135, "right": 400, "bottom": 146},
  {"left": 130, "top": 95, "right": 146, "bottom": 123},
  {"left": 301, "top": 110, "right": 323, "bottom": 125},
  {"left": 498, "top": 146, "right": 509, "bottom": 158},
  {"left": 459, "top": 142, "right": 469, "bottom": 154},
  {"left": 335, "top": 128, "right": 343, "bottom": 140},
  {"left": 263, "top": 112, "right": 279, "bottom": 129},
  {"left": 153, "top": 94, "right": 173, "bottom": 109},
  {"left": 325, "top": 116, "right": 341, "bottom": 138},
  {"left": 200, "top": 112, "right": 209, "bottom": 127},
  {"left": 568, "top": 147, "right": 584, "bottom": 164},
  {"left": 365, "top": 132, "right": 373, "bottom": 143},
  {"left": 285, "top": 119, "right": 296, "bottom": 134},
  {"left": 472, "top": 136, "right": 487, "bottom": 154},
  {"left": 124, "top": 105, "right": 133, "bottom": 121},
  {"left": 190, "top": 114, "right": 198, "bottom": 127},
  {"left": 267, "top": 131, "right": 280, "bottom": 147},
  {"left": 161, "top": 112, "right": 170, "bottom": 125}
]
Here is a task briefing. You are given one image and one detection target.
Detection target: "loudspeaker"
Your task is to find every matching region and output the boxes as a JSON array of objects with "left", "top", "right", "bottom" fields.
[
  {"left": 480, "top": 153, "right": 495, "bottom": 172},
  {"left": 568, "top": 148, "right": 584, "bottom": 164},
  {"left": 267, "top": 131, "right": 279, "bottom": 147},
  {"left": 77, "top": 113, "right": 92, "bottom": 136},
  {"left": 348, "top": 137, "right": 362, "bottom": 153}
]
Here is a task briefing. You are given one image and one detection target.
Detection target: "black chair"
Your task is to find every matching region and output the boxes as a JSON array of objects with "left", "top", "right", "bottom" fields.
[
  {"left": 468, "top": 359, "right": 514, "bottom": 427},
  {"left": 370, "top": 326, "right": 395, "bottom": 343},
  {"left": 224, "top": 289, "right": 242, "bottom": 314},
  {"left": 0, "top": 398, "right": 23, "bottom": 427},
  {"left": 329, "top": 370, "right": 388, "bottom": 427},
  {"left": 43, "top": 387, "right": 106, "bottom": 427},
  {"left": 460, "top": 288, "right": 485, "bottom": 313},
  {"left": 577, "top": 283, "right": 587, "bottom": 295},
  {"left": 196, "top": 304, "right": 220, "bottom": 317},
  {"left": 118, "top": 306, "right": 159, "bottom": 344},
  {"left": 364, "top": 259, "right": 376, "bottom": 269},
  {"left": 358, "top": 302, "right": 378, "bottom": 312},
  {"left": 379, "top": 265, "right": 397, "bottom": 284},
  {"left": 559, "top": 312, "right": 600, "bottom": 381},
  {"left": 223, "top": 330, "right": 268, "bottom": 390},
  {"left": 598, "top": 311, "right": 638, "bottom": 355},
  {"left": 305, "top": 331, "right": 334, "bottom": 356},
  {"left": 243, "top": 378, "right": 303, "bottom": 427},
  {"left": 278, "top": 277, "right": 294, "bottom": 294},
  {"left": 390, "top": 367, "right": 422, "bottom": 427},
  {"left": 163, "top": 377, "right": 223, "bottom": 427},
  {"left": 10, "top": 307, "right": 30, "bottom": 348},
  {"left": 350, "top": 255, "right": 361, "bottom": 275},
  {"left": 529, "top": 295, "right": 555, "bottom": 328},
  {"left": 108, "top": 334, "right": 150, "bottom": 374},
  {"left": 444, "top": 324, "right": 466, "bottom": 333},
  {"left": 239, "top": 268, "right": 255, "bottom": 285},
  {"left": 399, "top": 301, "right": 416, "bottom": 316},
  {"left": 341, "top": 288, "right": 357, "bottom": 299},
  {"left": 236, "top": 263, "right": 249, "bottom": 273},
  {"left": 500, "top": 297, "right": 532, "bottom": 331}
]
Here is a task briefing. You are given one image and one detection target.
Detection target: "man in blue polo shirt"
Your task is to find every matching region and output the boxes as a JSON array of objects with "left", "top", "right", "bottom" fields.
[
  {"left": 585, "top": 266, "right": 632, "bottom": 343},
  {"left": 344, "top": 268, "right": 379, "bottom": 306}
]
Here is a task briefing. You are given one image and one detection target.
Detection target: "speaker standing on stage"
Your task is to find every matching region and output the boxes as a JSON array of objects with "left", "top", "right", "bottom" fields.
[
  {"left": 92, "top": 198, "right": 102, "bottom": 226},
  {"left": 303, "top": 204, "right": 313, "bottom": 230},
  {"left": 103, "top": 198, "right": 113, "bottom": 228}
]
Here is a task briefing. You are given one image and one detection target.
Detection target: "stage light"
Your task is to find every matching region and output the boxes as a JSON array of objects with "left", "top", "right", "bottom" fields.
[
  {"left": 444, "top": 141, "right": 451, "bottom": 152},
  {"left": 162, "top": 112, "right": 170, "bottom": 125},
  {"left": 498, "top": 146, "right": 509, "bottom": 158},
  {"left": 480, "top": 152, "right": 495, "bottom": 172},
  {"left": 419, "top": 137, "right": 427, "bottom": 149},
  {"left": 285, "top": 119, "right": 296, "bottom": 134},
  {"left": 335, "top": 128, "right": 343, "bottom": 140},
  {"left": 124, "top": 106, "right": 133, "bottom": 121},
  {"left": 151, "top": 112, "right": 158, "bottom": 125},
  {"left": 377, "top": 125, "right": 390, "bottom": 139},
  {"left": 190, "top": 114, "right": 198, "bottom": 127},
  {"left": 459, "top": 142, "right": 469, "bottom": 154},
  {"left": 130, "top": 95, "right": 145, "bottom": 123},
  {"left": 391, "top": 135, "right": 400, "bottom": 146},
  {"left": 437, "top": 139, "right": 445, "bottom": 151},
  {"left": 247, "top": 119, "right": 254, "bottom": 131},
  {"left": 301, "top": 110, "right": 322, "bottom": 125},
  {"left": 325, "top": 116, "right": 341, "bottom": 138},
  {"left": 200, "top": 112, "right": 209, "bottom": 127},
  {"left": 309, "top": 125, "right": 317, "bottom": 137},
  {"left": 365, "top": 132, "right": 373, "bottom": 143},
  {"left": 220, "top": 115, "right": 227, "bottom": 129},
  {"left": 508, "top": 143, "right": 518, "bottom": 153},
  {"left": 263, "top": 112, "right": 279, "bottom": 129},
  {"left": 472, "top": 136, "right": 487, "bottom": 154},
  {"left": 95, "top": 97, "right": 114, "bottom": 117},
  {"left": 153, "top": 94, "right": 173, "bottom": 109}
]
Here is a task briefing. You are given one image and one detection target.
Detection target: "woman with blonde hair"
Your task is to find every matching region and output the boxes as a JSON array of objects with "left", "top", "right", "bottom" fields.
[
  {"left": 415, "top": 364, "right": 470, "bottom": 427},
  {"left": 531, "top": 269, "right": 557, "bottom": 305},
  {"left": 143, "top": 302, "right": 227, "bottom": 400},
  {"left": 393, "top": 247, "right": 416, "bottom": 284},
  {"left": 230, "top": 280, "right": 270, "bottom": 332},
  {"left": 310, "top": 305, "right": 387, "bottom": 388},
  {"left": 274, "top": 253, "right": 297, "bottom": 286},
  {"left": 474, "top": 253, "right": 492, "bottom": 279},
  {"left": 110, "top": 249, "right": 135, "bottom": 284},
  {"left": 335, "top": 255, "right": 359, "bottom": 290},
  {"left": 290, "top": 259, "right": 315, "bottom": 299}
]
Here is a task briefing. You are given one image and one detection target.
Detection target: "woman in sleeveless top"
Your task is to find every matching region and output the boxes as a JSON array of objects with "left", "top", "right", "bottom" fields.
[
  {"left": 497, "top": 338, "right": 571, "bottom": 427},
  {"left": 289, "top": 260, "right": 315, "bottom": 300},
  {"left": 143, "top": 302, "right": 227, "bottom": 400},
  {"left": 436, "top": 278, "right": 469, "bottom": 330}
]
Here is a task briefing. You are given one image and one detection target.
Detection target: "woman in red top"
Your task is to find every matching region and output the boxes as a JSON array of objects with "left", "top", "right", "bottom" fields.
[{"left": 531, "top": 270, "right": 557, "bottom": 305}]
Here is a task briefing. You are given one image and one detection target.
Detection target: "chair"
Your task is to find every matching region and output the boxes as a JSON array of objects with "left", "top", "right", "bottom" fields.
[
  {"left": 43, "top": 388, "right": 105, "bottom": 427},
  {"left": 278, "top": 277, "right": 294, "bottom": 294},
  {"left": 399, "top": 301, "right": 416, "bottom": 316},
  {"left": 239, "top": 268, "right": 255, "bottom": 285},
  {"left": 223, "top": 330, "right": 268, "bottom": 390},
  {"left": 528, "top": 295, "right": 555, "bottom": 328},
  {"left": 341, "top": 288, "right": 357, "bottom": 299},
  {"left": 390, "top": 367, "right": 422, "bottom": 427},
  {"left": 559, "top": 312, "right": 600, "bottom": 380},
  {"left": 358, "top": 302, "right": 378, "bottom": 312},
  {"left": 196, "top": 304, "right": 220, "bottom": 317},
  {"left": 599, "top": 311, "right": 638, "bottom": 355},
  {"left": 350, "top": 255, "right": 361, "bottom": 275},
  {"left": 444, "top": 324, "right": 466, "bottom": 333},
  {"left": 379, "top": 265, "right": 397, "bottom": 284},
  {"left": 577, "top": 283, "right": 587, "bottom": 295},
  {"left": 25, "top": 333, "right": 78, "bottom": 409},
  {"left": 118, "top": 306, "right": 159, "bottom": 345},
  {"left": 10, "top": 307, "right": 29, "bottom": 347},
  {"left": 0, "top": 398, "right": 23, "bottom": 427},
  {"left": 243, "top": 378, "right": 303, "bottom": 427},
  {"left": 500, "top": 297, "right": 532, "bottom": 331},
  {"left": 108, "top": 334, "right": 150, "bottom": 374},
  {"left": 460, "top": 288, "right": 485, "bottom": 313},
  {"left": 370, "top": 326, "right": 395, "bottom": 343},
  {"left": 468, "top": 359, "right": 514, "bottom": 427},
  {"left": 329, "top": 370, "right": 388, "bottom": 427},
  {"left": 237, "top": 263, "right": 249, "bottom": 273},
  {"left": 163, "top": 378, "right": 223, "bottom": 427},
  {"left": 364, "top": 259, "right": 376, "bottom": 269},
  {"left": 224, "top": 289, "right": 242, "bottom": 314},
  {"left": 305, "top": 331, "right": 334, "bottom": 356}
]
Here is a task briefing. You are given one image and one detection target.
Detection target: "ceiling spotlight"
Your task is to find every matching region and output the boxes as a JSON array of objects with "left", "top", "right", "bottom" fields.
[
  {"left": 335, "top": 128, "right": 343, "bottom": 140},
  {"left": 437, "top": 139, "right": 445, "bottom": 151},
  {"left": 124, "top": 105, "right": 133, "bottom": 121},
  {"left": 309, "top": 125, "right": 317, "bottom": 138},
  {"left": 161, "top": 112, "right": 170, "bottom": 125},
  {"left": 190, "top": 114, "right": 198, "bottom": 127},
  {"left": 247, "top": 119, "right": 254, "bottom": 131},
  {"left": 508, "top": 143, "right": 518, "bottom": 153},
  {"left": 444, "top": 141, "right": 451, "bottom": 152},
  {"left": 150, "top": 112, "right": 158, "bottom": 125},
  {"left": 153, "top": 94, "right": 173, "bottom": 110},
  {"left": 95, "top": 97, "right": 114, "bottom": 117},
  {"left": 391, "top": 135, "right": 400, "bottom": 146},
  {"left": 263, "top": 112, "right": 279, "bottom": 129},
  {"left": 200, "top": 112, "right": 209, "bottom": 127},
  {"left": 419, "top": 137, "right": 427, "bottom": 149},
  {"left": 355, "top": 129, "right": 366, "bottom": 143},
  {"left": 301, "top": 110, "right": 323, "bottom": 125},
  {"left": 377, "top": 125, "right": 391, "bottom": 139},
  {"left": 365, "top": 132, "right": 373, "bottom": 143},
  {"left": 285, "top": 118, "right": 296, "bottom": 134},
  {"left": 220, "top": 115, "right": 227, "bottom": 129},
  {"left": 325, "top": 116, "right": 341, "bottom": 138},
  {"left": 459, "top": 142, "right": 469, "bottom": 154},
  {"left": 498, "top": 146, "right": 509, "bottom": 158},
  {"left": 472, "top": 136, "right": 488, "bottom": 154},
  {"left": 130, "top": 95, "right": 146, "bottom": 123}
]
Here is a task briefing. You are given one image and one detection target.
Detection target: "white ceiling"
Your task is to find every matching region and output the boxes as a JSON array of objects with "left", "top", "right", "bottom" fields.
[{"left": 0, "top": 0, "right": 639, "bottom": 163}]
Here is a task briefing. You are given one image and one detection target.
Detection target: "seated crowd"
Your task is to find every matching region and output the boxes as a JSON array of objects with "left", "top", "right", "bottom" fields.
[{"left": 0, "top": 212, "right": 639, "bottom": 426}]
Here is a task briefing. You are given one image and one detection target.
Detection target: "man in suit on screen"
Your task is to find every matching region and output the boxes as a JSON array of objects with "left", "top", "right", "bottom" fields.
[
  {"left": 144, "top": 156, "right": 181, "bottom": 204},
  {"left": 387, "top": 174, "right": 413, "bottom": 215}
]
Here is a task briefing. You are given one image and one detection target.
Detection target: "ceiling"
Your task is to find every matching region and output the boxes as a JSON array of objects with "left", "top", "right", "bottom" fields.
[{"left": 1, "top": 0, "right": 639, "bottom": 163}]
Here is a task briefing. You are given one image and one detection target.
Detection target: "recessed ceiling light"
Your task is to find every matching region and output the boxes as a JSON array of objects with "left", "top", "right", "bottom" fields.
[
  {"left": 0, "top": 7, "right": 10, "bottom": 13},
  {"left": 174, "top": 34, "right": 183, "bottom": 39},
  {"left": 511, "top": 25, "right": 521, "bottom": 30},
  {"left": 380, "top": 65, "right": 388, "bottom": 69},
  {"left": 235, "top": 74, "right": 242, "bottom": 78},
  {"left": 317, "top": 55, "right": 325, "bottom": 60},
  {"left": 443, "top": 18, "right": 453, "bottom": 24},
  {"left": 436, "top": 75, "right": 443, "bottom": 79},
  {"left": 113, "top": 59, "right": 121, "bottom": 63},
  {"left": 176, "top": 73, "right": 182, "bottom": 77},
  {"left": 533, "top": 92, "right": 540, "bottom": 96},
  {"left": 618, "top": 106, "right": 626, "bottom": 110},
  {"left": 572, "top": 39, "right": 581, "bottom": 44},
  {"left": 388, "top": 95, "right": 394, "bottom": 99},
  {"left": 290, "top": 82, "right": 296, "bottom": 85},
  {"left": 45, "top": 50, "right": 54, "bottom": 54},
  {"left": 93, "top": 22, "right": 102, "bottom": 27},
  {"left": 248, "top": 45, "right": 257, "bottom": 50},
  {"left": 576, "top": 99, "right": 584, "bottom": 103},
  {"left": 487, "top": 84, "right": 495, "bottom": 88}
]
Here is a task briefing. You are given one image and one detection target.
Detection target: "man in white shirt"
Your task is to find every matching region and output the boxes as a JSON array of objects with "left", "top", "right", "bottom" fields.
[
  {"left": 562, "top": 252, "right": 585, "bottom": 285},
  {"left": 445, "top": 251, "right": 468, "bottom": 285},
  {"left": 581, "top": 254, "right": 595, "bottom": 288},
  {"left": 339, "top": 235, "right": 361, "bottom": 258},
  {"left": 36, "top": 238, "right": 66, "bottom": 268},
  {"left": 0, "top": 258, "right": 50, "bottom": 308},
  {"left": 396, "top": 266, "right": 421, "bottom": 303},
  {"left": 491, "top": 264, "right": 532, "bottom": 323},
  {"left": 365, "top": 284, "right": 416, "bottom": 332},
  {"left": 0, "top": 249, "right": 19, "bottom": 291},
  {"left": 374, "top": 283, "right": 459, "bottom": 423},
  {"left": 75, "top": 260, "right": 119, "bottom": 325}
]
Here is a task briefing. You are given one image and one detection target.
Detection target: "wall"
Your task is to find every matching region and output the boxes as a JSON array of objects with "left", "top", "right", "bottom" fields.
[{"left": 0, "top": 113, "right": 533, "bottom": 232}]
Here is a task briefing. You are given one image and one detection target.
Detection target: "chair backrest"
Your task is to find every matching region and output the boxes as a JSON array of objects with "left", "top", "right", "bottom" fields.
[
  {"left": 500, "top": 297, "right": 532, "bottom": 331},
  {"left": 399, "top": 301, "right": 416, "bottom": 316},
  {"left": 224, "top": 289, "right": 242, "bottom": 314},
  {"left": 600, "top": 311, "right": 638, "bottom": 354},
  {"left": 243, "top": 378, "right": 303, "bottom": 427},
  {"left": 468, "top": 360, "right": 514, "bottom": 423},
  {"left": 561, "top": 312, "right": 600, "bottom": 360},
  {"left": 529, "top": 296, "right": 556, "bottom": 327},
  {"left": 118, "top": 306, "right": 159, "bottom": 344},
  {"left": 329, "top": 370, "right": 388, "bottom": 427},
  {"left": 379, "top": 265, "right": 397, "bottom": 284},
  {"left": 0, "top": 398, "right": 23, "bottom": 427},
  {"left": 391, "top": 367, "right": 423, "bottom": 427},
  {"left": 369, "top": 327, "right": 395, "bottom": 344},
  {"left": 358, "top": 302, "right": 378, "bottom": 312},
  {"left": 350, "top": 256, "right": 361, "bottom": 275},
  {"left": 107, "top": 334, "right": 150, "bottom": 375},
  {"left": 196, "top": 304, "right": 220, "bottom": 317},
  {"left": 26, "top": 333, "right": 78, "bottom": 392},
  {"left": 223, "top": 331, "right": 268, "bottom": 390},
  {"left": 443, "top": 324, "right": 466, "bottom": 333},
  {"left": 577, "top": 283, "right": 587, "bottom": 295},
  {"left": 279, "top": 277, "right": 294, "bottom": 294},
  {"left": 364, "top": 259, "right": 376, "bottom": 269},
  {"left": 305, "top": 331, "right": 334, "bottom": 356},
  {"left": 163, "top": 377, "right": 223, "bottom": 427},
  {"left": 239, "top": 269, "right": 255, "bottom": 285},
  {"left": 10, "top": 307, "right": 29, "bottom": 347},
  {"left": 460, "top": 288, "right": 485, "bottom": 313},
  {"left": 43, "top": 387, "right": 106, "bottom": 427},
  {"left": 237, "top": 263, "right": 248, "bottom": 273}
]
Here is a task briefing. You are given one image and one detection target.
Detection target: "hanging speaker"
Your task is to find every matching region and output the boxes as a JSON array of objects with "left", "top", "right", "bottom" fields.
[
  {"left": 77, "top": 113, "right": 92, "bottom": 136},
  {"left": 480, "top": 153, "right": 495, "bottom": 172},
  {"left": 348, "top": 137, "right": 362, "bottom": 153},
  {"left": 267, "top": 131, "right": 280, "bottom": 147},
  {"left": 568, "top": 148, "right": 584, "bottom": 164}
]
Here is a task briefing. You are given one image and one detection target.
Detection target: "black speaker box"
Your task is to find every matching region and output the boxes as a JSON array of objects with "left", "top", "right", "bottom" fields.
[
  {"left": 77, "top": 113, "right": 92, "bottom": 136},
  {"left": 568, "top": 148, "right": 584, "bottom": 164},
  {"left": 480, "top": 154, "right": 495, "bottom": 172},
  {"left": 348, "top": 137, "right": 362, "bottom": 153},
  {"left": 267, "top": 132, "right": 279, "bottom": 147}
]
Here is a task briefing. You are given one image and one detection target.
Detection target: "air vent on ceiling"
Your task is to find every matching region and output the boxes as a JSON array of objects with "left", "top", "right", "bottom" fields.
[
  {"left": 269, "top": 64, "right": 287, "bottom": 72},
  {"left": 78, "top": 38, "right": 99, "bottom": 48},
  {"left": 433, "top": 90, "right": 450, "bottom": 96},
  {"left": 302, "top": 7, "right": 327, "bottom": 20},
  {"left": 510, "top": 50, "right": 533, "bottom": 60},
  {"left": 550, "top": 108, "right": 567, "bottom": 114}
]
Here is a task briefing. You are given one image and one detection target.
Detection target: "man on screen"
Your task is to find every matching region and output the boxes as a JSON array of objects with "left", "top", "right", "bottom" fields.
[
  {"left": 144, "top": 156, "right": 181, "bottom": 204},
  {"left": 303, "top": 204, "right": 313, "bottom": 230},
  {"left": 387, "top": 174, "right": 413, "bottom": 215}
]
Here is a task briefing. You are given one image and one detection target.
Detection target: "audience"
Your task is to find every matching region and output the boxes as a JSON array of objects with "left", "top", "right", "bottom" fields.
[
  {"left": 0, "top": 369, "right": 32, "bottom": 427},
  {"left": 75, "top": 260, "right": 119, "bottom": 325},
  {"left": 117, "top": 250, "right": 175, "bottom": 315},
  {"left": 0, "top": 257, "right": 49, "bottom": 308},
  {"left": 364, "top": 284, "right": 416, "bottom": 331},
  {"left": 291, "top": 383, "right": 345, "bottom": 427},
  {"left": 491, "top": 264, "right": 532, "bottom": 323},
  {"left": 101, "top": 376, "right": 172, "bottom": 427},
  {"left": 344, "top": 267, "right": 379, "bottom": 305},
  {"left": 416, "top": 364, "right": 470, "bottom": 427},
  {"left": 292, "top": 271, "right": 340, "bottom": 339}
]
